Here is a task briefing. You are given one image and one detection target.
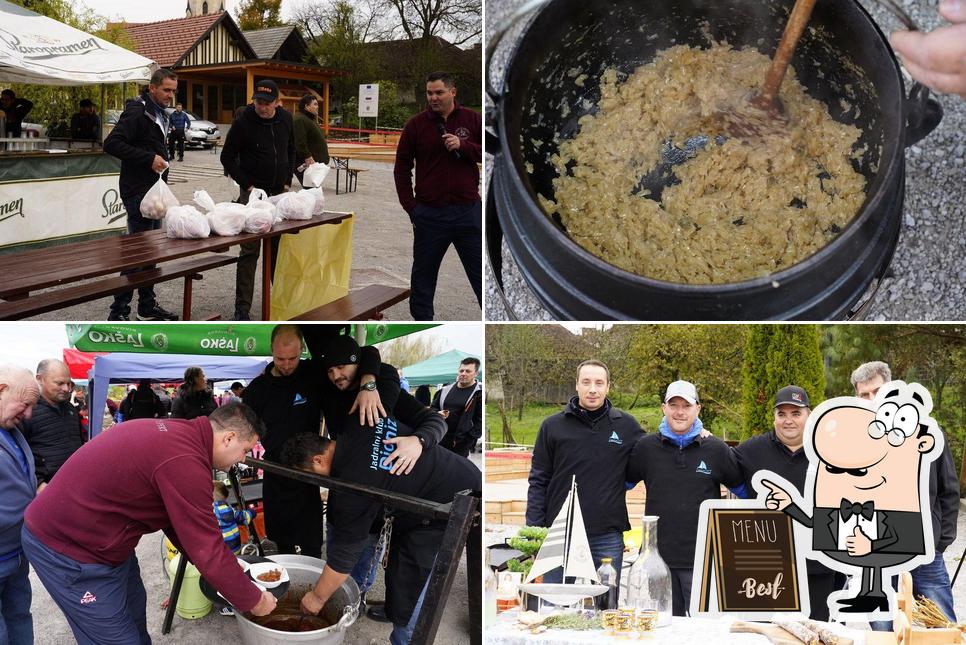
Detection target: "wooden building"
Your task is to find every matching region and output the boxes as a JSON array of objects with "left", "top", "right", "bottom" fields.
[{"left": 118, "top": 11, "right": 341, "bottom": 131}]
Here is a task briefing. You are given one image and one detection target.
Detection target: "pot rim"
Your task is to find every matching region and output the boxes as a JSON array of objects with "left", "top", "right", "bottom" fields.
[{"left": 493, "top": 0, "right": 907, "bottom": 294}]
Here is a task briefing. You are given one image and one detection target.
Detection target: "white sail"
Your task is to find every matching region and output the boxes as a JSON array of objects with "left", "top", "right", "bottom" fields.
[
  {"left": 563, "top": 492, "right": 599, "bottom": 582},
  {"left": 524, "top": 487, "right": 572, "bottom": 583}
]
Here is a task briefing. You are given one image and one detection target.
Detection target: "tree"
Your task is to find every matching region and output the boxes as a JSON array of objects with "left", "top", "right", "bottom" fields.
[
  {"left": 236, "top": 0, "right": 284, "bottom": 30},
  {"left": 380, "top": 0, "right": 481, "bottom": 46},
  {"left": 340, "top": 80, "right": 413, "bottom": 129},
  {"left": 377, "top": 333, "right": 443, "bottom": 370},
  {"left": 741, "top": 325, "right": 825, "bottom": 441}
]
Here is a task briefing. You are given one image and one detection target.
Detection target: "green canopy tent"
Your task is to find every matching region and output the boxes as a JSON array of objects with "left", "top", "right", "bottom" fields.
[
  {"left": 67, "top": 323, "right": 437, "bottom": 356},
  {"left": 402, "top": 349, "right": 483, "bottom": 387}
]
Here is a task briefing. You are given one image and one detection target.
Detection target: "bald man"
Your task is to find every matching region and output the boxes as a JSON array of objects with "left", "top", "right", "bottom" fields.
[
  {"left": 242, "top": 325, "right": 384, "bottom": 559},
  {"left": 0, "top": 364, "right": 41, "bottom": 645},
  {"left": 21, "top": 359, "right": 83, "bottom": 490}
]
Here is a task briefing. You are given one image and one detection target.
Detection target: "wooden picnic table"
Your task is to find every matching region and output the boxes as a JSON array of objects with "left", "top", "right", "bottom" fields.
[{"left": 0, "top": 210, "right": 352, "bottom": 320}]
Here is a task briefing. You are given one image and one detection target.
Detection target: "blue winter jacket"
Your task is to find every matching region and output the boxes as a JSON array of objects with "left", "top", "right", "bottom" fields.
[
  {"left": 0, "top": 426, "right": 37, "bottom": 560},
  {"left": 169, "top": 110, "right": 191, "bottom": 132}
]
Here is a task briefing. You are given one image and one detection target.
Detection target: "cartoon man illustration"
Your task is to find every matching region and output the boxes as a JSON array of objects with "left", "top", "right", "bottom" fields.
[{"left": 755, "top": 381, "right": 943, "bottom": 616}]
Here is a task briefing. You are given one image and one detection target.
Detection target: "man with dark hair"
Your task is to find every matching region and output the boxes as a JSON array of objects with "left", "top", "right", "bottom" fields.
[
  {"left": 20, "top": 359, "right": 83, "bottom": 491},
  {"left": 393, "top": 72, "right": 482, "bottom": 320},
  {"left": 0, "top": 89, "right": 33, "bottom": 138},
  {"left": 103, "top": 68, "right": 180, "bottom": 321},
  {"left": 242, "top": 325, "right": 384, "bottom": 560},
  {"left": 229, "top": 382, "right": 245, "bottom": 403},
  {"left": 527, "top": 360, "right": 643, "bottom": 590},
  {"left": 291, "top": 333, "right": 481, "bottom": 645},
  {"left": 167, "top": 103, "right": 190, "bottom": 162},
  {"left": 221, "top": 79, "right": 296, "bottom": 320},
  {"left": 732, "top": 385, "right": 842, "bottom": 621},
  {"left": 293, "top": 93, "right": 329, "bottom": 187},
  {"left": 22, "top": 401, "right": 276, "bottom": 643},
  {"left": 70, "top": 99, "right": 100, "bottom": 141},
  {"left": 121, "top": 379, "right": 165, "bottom": 420},
  {"left": 431, "top": 357, "right": 482, "bottom": 457}
]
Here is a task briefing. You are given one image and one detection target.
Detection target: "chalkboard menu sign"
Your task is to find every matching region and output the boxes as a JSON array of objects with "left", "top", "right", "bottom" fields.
[{"left": 696, "top": 509, "right": 801, "bottom": 612}]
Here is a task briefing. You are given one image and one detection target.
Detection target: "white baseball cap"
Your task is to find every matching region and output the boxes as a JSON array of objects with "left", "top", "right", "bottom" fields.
[{"left": 664, "top": 380, "right": 698, "bottom": 404}]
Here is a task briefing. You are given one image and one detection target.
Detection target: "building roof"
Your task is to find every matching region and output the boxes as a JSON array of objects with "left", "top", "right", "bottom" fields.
[
  {"left": 115, "top": 10, "right": 256, "bottom": 68},
  {"left": 242, "top": 25, "right": 295, "bottom": 59}
]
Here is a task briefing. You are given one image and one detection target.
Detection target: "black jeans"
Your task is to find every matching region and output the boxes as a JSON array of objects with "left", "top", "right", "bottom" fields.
[
  {"left": 167, "top": 130, "right": 185, "bottom": 159},
  {"left": 408, "top": 202, "right": 482, "bottom": 320},
  {"left": 234, "top": 187, "right": 280, "bottom": 318},
  {"left": 110, "top": 195, "right": 161, "bottom": 316}
]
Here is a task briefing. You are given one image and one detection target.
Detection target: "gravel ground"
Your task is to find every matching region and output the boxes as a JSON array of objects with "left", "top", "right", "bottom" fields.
[{"left": 484, "top": 0, "right": 966, "bottom": 321}]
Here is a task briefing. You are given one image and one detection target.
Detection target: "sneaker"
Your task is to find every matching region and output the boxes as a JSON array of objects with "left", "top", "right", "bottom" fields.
[
  {"left": 232, "top": 310, "right": 252, "bottom": 321},
  {"left": 219, "top": 606, "right": 235, "bottom": 616},
  {"left": 137, "top": 303, "right": 179, "bottom": 321},
  {"left": 366, "top": 603, "right": 390, "bottom": 623},
  {"left": 178, "top": 158, "right": 184, "bottom": 162},
  {"left": 108, "top": 311, "right": 129, "bottom": 321}
]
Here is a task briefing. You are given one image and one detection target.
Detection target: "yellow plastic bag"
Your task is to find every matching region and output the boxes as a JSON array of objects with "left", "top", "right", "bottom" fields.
[{"left": 270, "top": 215, "right": 354, "bottom": 319}]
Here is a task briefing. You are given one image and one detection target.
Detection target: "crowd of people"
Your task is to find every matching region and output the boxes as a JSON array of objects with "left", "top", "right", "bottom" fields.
[
  {"left": 98, "top": 65, "right": 481, "bottom": 322},
  {"left": 526, "top": 359, "right": 960, "bottom": 624},
  {"left": 0, "top": 327, "right": 482, "bottom": 645}
]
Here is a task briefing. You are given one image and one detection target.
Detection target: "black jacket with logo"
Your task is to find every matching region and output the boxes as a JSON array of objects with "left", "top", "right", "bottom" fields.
[
  {"left": 526, "top": 397, "right": 644, "bottom": 534},
  {"left": 626, "top": 432, "right": 743, "bottom": 568},
  {"left": 20, "top": 399, "right": 83, "bottom": 485},
  {"left": 103, "top": 92, "right": 170, "bottom": 200},
  {"left": 220, "top": 104, "right": 296, "bottom": 194}
]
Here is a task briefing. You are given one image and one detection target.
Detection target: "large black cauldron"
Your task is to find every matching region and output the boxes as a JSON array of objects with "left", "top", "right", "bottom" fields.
[{"left": 487, "top": 0, "right": 942, "bottom": 320}]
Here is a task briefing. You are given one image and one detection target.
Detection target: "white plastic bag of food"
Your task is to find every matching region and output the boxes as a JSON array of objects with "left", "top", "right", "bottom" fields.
[
  {"left": 247, "top": 188, "right": 279, "bottom": 222},
  {"left": 193, "top": 189, "right": 217, "bottom": 213},
  {"left": 304, "top": 187, "right": 325, "bottom": 216},
  {"left": 275, "top": 190, "right": 316, "bottom": 220},
  {"left": 165, "top": 205, "right": 211, "bottom": 238},
  {"left": 244, "top": 208, "right": 275, "bottom": 234},
  {"left": 207, "top": 203, "right": 249, "bottom": 236},
  {"left": 140, "top": 171, "right": 179, "bottom": 219},
  {"left": 303, "top": 163, "right": 329, "bottom": 189}
]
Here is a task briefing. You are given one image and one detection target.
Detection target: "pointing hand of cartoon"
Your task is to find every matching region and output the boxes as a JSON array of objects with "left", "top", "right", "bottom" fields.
[
  {"left": 760, "top": 479, "right": 791, "bottom": 512},
  {"left": 846, "top": 525, "right": 872, "bottom": 556}
]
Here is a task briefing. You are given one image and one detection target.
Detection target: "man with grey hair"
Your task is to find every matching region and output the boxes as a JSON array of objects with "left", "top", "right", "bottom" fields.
[
  {"left": 0, "top": 364, "right": 40, "bottom": 645},
  {"left": 21, "top": 359, "right": 83, "bottom": 490},
  {"left": 853, "top": 361, "right": 960, "bottom": 628},
  {"left": 850, "top": 361, "right": 892, "bottom": 400}
]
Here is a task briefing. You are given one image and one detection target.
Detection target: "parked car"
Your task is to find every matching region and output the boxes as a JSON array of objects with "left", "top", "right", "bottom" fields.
[{"left": 164, "top": 108, "right": 221, "bottom": 149}]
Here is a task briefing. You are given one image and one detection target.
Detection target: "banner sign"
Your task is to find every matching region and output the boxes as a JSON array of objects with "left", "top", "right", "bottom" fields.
[{"left": 358, "top": 84, "right": 379, "bottom": 118}]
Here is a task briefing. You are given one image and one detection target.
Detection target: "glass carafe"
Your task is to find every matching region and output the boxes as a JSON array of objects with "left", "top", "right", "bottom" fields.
[{"left": 624, "top": 515, "right": 672, "bottom": 627}]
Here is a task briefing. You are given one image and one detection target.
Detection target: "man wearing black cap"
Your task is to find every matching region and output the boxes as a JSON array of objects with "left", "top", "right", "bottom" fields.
[
  {"left": 220, "top": 79, "right": 296, "bottom": 320},
  {"left": 289, "top": 332, "right": 480, "bottom": 645},
  {"left": 70, "top": 99, "right": 100, "bottom": 141},
  {"left": 732, "top": 385, "right": 841, "bottom": 621}
]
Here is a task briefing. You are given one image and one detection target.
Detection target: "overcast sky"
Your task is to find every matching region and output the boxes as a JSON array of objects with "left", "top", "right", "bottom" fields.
[
  {"left": 0, "top": 323, "right": 481, "bottom": 374},
  {"left": 79, "top": 0, "right": 297, "bottom": 24}
]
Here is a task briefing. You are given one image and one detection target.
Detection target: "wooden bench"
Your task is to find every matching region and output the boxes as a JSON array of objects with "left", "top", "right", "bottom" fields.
[
  {"left": 332, "top": 156, "right": 368, "bottom": 194},
  {"left": 0, "top": 254, "right": 238, "bottom": 321},
  {"left": 290, "top": 283, "right": 411, "bottom": 320}
]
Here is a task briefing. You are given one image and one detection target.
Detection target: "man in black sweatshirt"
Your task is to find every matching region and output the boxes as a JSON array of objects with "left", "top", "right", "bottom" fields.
[
  {"left": 220, "top": 79, "right": 296, "bottom": 320},
  {"left": 526, "top": 360, "right": 643, "bottom": 587},
  {"left": 733, "top": 385, "right": 842, "bottom": 621},
  {"left": 20, "top": 359, "right": 82, "bottom": 490},
  {"left": 626, "top": 380, "right": 743, "bottom": 616},
  {"left": 289, "top": 333, "right": 480, "bottom": 645}
]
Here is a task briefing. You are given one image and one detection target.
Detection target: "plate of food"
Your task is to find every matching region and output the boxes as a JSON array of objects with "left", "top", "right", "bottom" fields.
[{"left": 247, "top": 562, "right": 289, "bottom": 588}]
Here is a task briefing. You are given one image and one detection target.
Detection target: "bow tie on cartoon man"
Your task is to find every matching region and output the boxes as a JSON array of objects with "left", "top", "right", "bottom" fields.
[{"left": 754, "top": 381, "right": 942, "bottom": 618}]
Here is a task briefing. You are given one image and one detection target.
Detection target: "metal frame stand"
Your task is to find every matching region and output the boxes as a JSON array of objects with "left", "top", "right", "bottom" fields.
[
  {"left": 246, "top": 456, "right": 482, "bottom": 645},
  {"left": 162, "top": 466, "right": 262, "bottom": 634}
]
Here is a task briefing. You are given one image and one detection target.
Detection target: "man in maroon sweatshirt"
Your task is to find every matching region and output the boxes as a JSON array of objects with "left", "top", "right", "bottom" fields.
[
  {"left": 393, "top": 71, "right": 482, "bottom": 321},
  {"left": 21, "top": 401, "right": 277, "bottom": 644}
]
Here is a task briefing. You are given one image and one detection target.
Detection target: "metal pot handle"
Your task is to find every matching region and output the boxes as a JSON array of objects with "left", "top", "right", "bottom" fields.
[
  {"left": 337, "top": 600, "right": 359, "bottom": 630},
  {"left": 904, "top": 81, "right": 943, "bottom": 147}
]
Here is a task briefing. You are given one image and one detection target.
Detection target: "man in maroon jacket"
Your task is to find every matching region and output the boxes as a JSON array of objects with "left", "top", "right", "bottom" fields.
[
  {"left": 393, "top": 71, "right": 482, "bottom": 321},
  {"left": 21, "top": 402, "right": 277, "bottom": 644}
]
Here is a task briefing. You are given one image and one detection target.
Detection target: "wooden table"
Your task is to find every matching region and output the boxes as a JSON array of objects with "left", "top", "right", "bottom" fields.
[{"left": 0, "top": 211, "right": 352, "bottom": 320}]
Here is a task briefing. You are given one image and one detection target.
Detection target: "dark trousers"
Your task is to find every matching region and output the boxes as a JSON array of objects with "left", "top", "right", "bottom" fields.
[
  {"left": 440, "top": 431, "right": 475, "bottom": 458},
  {"left": 22, "top": 526, "right": 150, "bottom": 645},
  {"left": 409, "top": 202, "right": 482, "bottom": 320},
  {"left": 167, "top": 130, "right": 185, "bottom": 160},
  {"left": 110, "top": 195, "right": 161, "bottom": 316},
  {"left": 234, "top": 188, "right": 280, "bottom": 318},
  {"left": 807, "top": 571, "right": 837, "bottom": 621},
  {"left": 670, "top": 567, "right": 693, "bottom": 616}
]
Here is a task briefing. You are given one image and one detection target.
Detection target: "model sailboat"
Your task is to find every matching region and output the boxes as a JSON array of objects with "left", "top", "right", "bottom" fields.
[{"left": 519, "top": 477, "right": 609, "bottom": 606}]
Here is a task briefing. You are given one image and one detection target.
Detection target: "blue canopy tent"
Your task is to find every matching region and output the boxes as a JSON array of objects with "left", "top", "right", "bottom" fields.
[
  {"left": 402, "top": 349, "right": 483, "bottom": 387},
  {"left": 88, "top": 352, "right": 269, "bottom": 438}
]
